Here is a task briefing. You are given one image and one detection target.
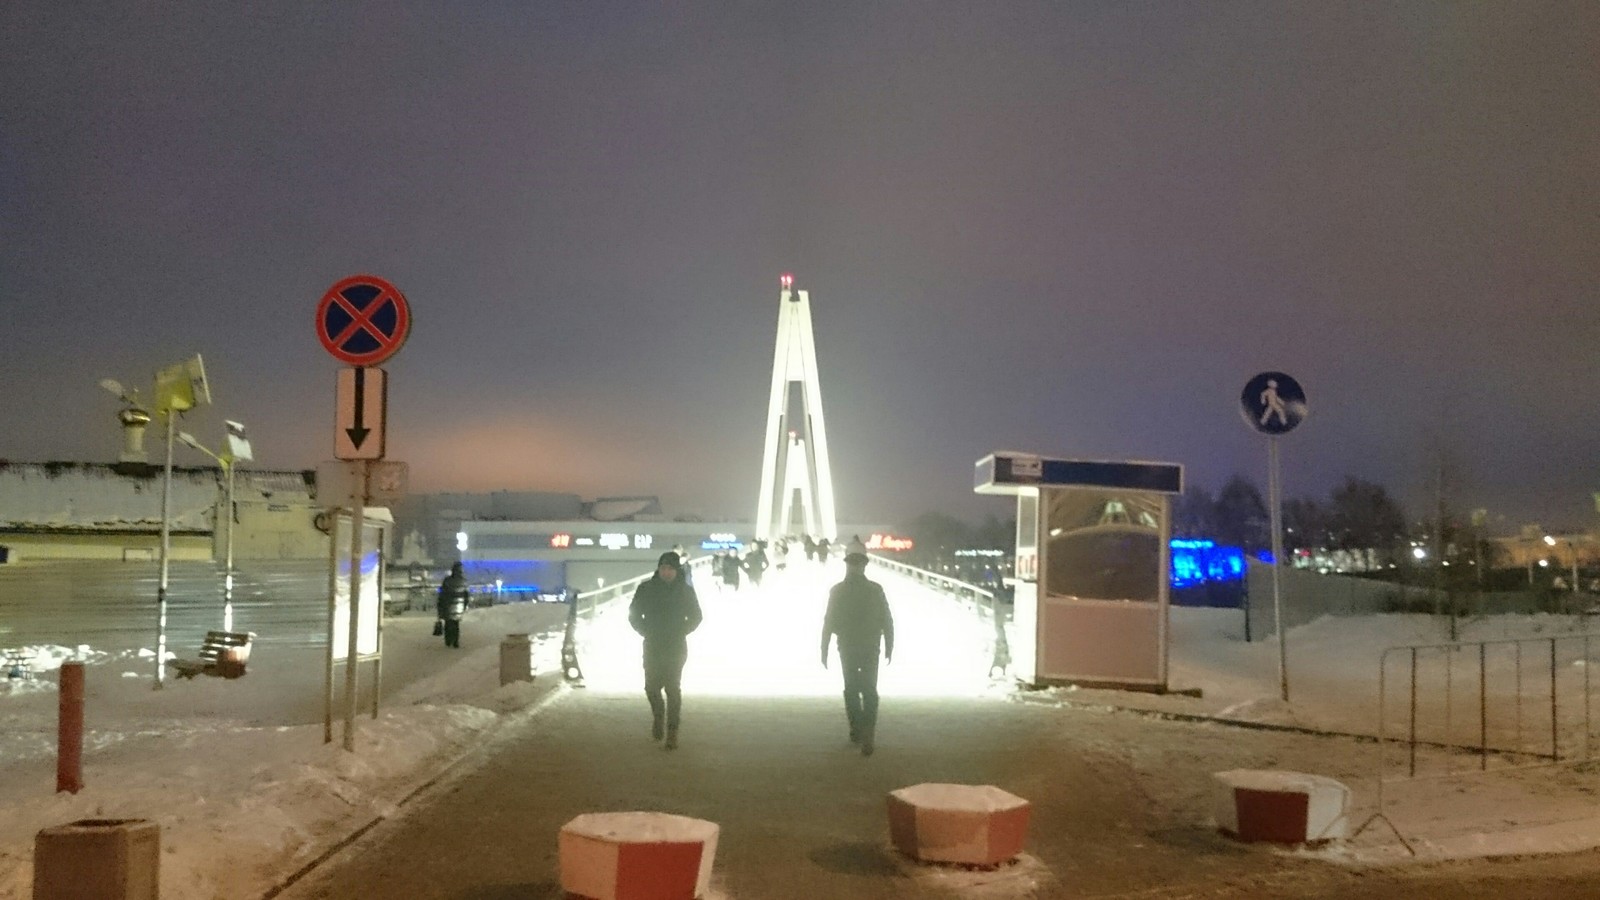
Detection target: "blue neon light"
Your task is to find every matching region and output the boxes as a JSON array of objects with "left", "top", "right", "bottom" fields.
[
  {"left": 462, "top": 559, "right": 561, "bottom": 594},
  {"left": 1168, "top": 539, "right": 1245, "bottom": 589}
]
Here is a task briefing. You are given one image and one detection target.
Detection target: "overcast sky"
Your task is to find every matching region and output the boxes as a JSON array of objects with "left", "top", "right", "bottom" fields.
[{"left": 3, "top": 3, "right": 1596, "bottom": 531}]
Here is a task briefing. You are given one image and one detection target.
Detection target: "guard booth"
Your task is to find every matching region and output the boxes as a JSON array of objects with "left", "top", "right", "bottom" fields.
[{"left": 976, "top": 452, "right": 1183, "bottom": 692}]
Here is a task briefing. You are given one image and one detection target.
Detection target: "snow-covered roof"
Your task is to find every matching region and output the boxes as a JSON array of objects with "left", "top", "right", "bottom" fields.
[{"left": 0, "top": 462, "right": 313, "bottom": 532}]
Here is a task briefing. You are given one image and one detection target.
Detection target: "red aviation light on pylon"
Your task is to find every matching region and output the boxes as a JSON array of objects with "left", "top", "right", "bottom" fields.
[{"left": 779, "top": 273, "right": 794, "bottom": 290}]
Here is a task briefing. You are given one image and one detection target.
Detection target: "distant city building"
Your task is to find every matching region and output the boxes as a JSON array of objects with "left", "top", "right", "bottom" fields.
[
  {"left": 0, "top": 461, "right": 320, "bottom": 562},
  {"left": 459, "top": 518, "right": 894, "bottom": 596}
]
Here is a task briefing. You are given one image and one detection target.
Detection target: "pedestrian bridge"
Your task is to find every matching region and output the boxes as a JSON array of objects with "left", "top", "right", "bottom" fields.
[{"left": 572, "top": 557, "right": 1011, "bottom": 699}]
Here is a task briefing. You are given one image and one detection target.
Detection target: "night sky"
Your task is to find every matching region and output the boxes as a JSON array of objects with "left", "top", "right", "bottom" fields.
[{"left": 3, "top": 4, "right": 1597, "bottom": 531}]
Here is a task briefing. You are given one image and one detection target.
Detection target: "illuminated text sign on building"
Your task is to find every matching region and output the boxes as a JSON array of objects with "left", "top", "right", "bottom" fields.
[
  {"left": 865, "top": 532, "right": 914, "bottom": 552},
  {"left": 546, "top": 532, "right": 656, "bottom": 551}
]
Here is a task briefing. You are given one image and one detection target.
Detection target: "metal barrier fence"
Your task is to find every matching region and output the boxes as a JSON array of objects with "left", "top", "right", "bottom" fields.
[
  {"left": 863, "top": 554, "right": 1011, "bottom": 677},
  {"left": 1355, "top": 631, "right": 1600, "bottom": 851}
]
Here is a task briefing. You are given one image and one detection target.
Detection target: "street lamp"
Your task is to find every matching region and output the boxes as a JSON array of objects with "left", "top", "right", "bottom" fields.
[
  {"left": 109, "top": 356, "right": 211, "bottom": 688},
  {"left": 1544, "top": 535, "right": 1579, "bottom": 594},
  {"left": 178, "top": 421, "right": 251, "bottom": 631}
]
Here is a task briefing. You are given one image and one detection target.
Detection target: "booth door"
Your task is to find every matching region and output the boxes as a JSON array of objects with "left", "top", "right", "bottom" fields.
[{"left": 1035, "top": 490, "right": 1167, "bottom": 689}]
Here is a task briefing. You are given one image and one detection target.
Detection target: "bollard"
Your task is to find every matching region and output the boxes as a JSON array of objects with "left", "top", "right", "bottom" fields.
[
  {"left": 58, "top": 662, "right": 84, "bottom": 794},
  {"left": 499, "top": 633, "right": 533, "bottom": 687}
]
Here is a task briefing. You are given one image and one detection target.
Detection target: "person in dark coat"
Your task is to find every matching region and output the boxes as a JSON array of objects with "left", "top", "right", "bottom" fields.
[
  {"left": 803, "top": 535, "right": 817, "bottom": 562},
  {"left": 820, "top": 551, "right": 894, "bottom": 755},
  {"left": 816, "top": 536, "right": 832, "bottom": 565},
  {"left": 720, "top": 548, "right": 742, "bottom": 592},
  {"left": 436, "top": 561, "right": 470, "bottom": 648},
  {"left": 628, "top": 551, "right": 703, "bottom": 749},
  {"left": 743, "top": 542, "right": 769, "bottom": 588}
]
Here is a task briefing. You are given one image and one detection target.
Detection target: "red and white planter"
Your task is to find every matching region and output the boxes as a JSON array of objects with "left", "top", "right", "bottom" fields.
[
  {"left": 1211, "top": 769, "right": 1351, "bottom": 845},
  {"left": 887, "top": 783, "right": 1032, "bottom": 867},
  {"left": 558, "top": 811, "right": 719, "bottom": 900}
]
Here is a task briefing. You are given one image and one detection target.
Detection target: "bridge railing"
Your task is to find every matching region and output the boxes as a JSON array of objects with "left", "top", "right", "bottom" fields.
[{"left": 866, "top": 554, "right": 1011, "bottom": 677}]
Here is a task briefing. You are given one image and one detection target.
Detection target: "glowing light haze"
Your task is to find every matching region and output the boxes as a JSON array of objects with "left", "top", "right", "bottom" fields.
[{"left": 580, "top": 565, "right": 998, "bottom": 699}]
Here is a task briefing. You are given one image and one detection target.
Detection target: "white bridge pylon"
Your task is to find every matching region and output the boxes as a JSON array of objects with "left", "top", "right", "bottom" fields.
[
  {"left": 576, "top": 562, "right": 1004, "bottom": 699},
  {"left": 755, "top": 275, "right": 836, "bottom": 542}
]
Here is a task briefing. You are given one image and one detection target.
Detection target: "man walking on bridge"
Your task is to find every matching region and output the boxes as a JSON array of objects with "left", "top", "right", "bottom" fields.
[
  {"left": 629, "top": 551, "right": 703, "bottom": 750},
  {"left": 821, "top": 550, "right": 894, "bottom": 756}
]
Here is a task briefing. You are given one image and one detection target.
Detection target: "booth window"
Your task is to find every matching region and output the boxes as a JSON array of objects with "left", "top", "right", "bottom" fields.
[{"left": 1044, "top": 489, "right": 1161, "bottom": 603}]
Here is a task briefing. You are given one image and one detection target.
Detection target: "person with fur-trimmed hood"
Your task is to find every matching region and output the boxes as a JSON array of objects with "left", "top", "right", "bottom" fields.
[
  {"left": 628, "top": 551, "right": 703, "bottom": 750},
  {"left": 820, "top": 550, "right": 894, "bottom": 756}
]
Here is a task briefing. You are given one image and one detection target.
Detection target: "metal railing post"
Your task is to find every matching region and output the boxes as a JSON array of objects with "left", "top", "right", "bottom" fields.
[
  {"left": 1409, "top": 647, "right": 1419, "bottom": 777},
  {"left": 1444, "top": 647, "right": 1454, "bottom": 747},
  {"left": 1479, "top": 643, "right": 1488, "bottom": 771},
  {"left": 1516, "top": 642, "right": 1524, "bottom": 753},
  {"left": 1551, "top": 639, "right": 1560, "bottom": 762}
]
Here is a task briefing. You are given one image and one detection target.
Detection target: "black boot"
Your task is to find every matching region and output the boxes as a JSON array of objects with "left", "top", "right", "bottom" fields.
[
  {"left": 652, "top": 714, "right": 664, "bottom": 741},
  {"left": 664, "top": 728, "right": 678, "bottom": 750}
]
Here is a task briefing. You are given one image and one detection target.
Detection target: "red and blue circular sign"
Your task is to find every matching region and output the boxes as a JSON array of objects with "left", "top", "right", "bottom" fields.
[{"left": 316, "top": 274, "right": 411, "bottom": 366}]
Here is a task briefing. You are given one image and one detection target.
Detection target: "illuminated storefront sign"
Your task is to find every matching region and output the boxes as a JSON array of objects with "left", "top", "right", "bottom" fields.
[
  {"left": 541, "top": 532, "right": 659, "bottom": 551},
  {"left": 701, "top": 532, "right": 744, "bottom": 551},
  {"left": 866, "top": 533, "right": 914, "bottom": 552}
]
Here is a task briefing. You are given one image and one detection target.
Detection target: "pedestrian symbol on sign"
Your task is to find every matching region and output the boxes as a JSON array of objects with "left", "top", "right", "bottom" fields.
[
  {"left": 1240, "top": 372, "right": 1306, "bottom": 436},
  {"left": 1258, "top": 379, "right": 1288, "bottom": 428}
]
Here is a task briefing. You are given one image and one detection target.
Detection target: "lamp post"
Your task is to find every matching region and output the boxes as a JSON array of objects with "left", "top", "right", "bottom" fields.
[
  {"left": 179, "top": 421, "right": 251, "bottom": 632},
  {"left": 145, "top": 356, "right": 212, "bottom": 688},
  {"left": 1544, "top": 535, "right": 1579, "bottom": 595}
]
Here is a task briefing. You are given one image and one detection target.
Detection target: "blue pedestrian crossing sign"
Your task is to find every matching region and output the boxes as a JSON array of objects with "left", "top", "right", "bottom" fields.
[{"left": 1241, "top": 371, "right": 1307, "bottom": 435}]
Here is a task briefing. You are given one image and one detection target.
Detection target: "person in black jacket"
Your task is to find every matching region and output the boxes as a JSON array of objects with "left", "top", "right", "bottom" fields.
[
  {"left": 820, "top": 551, "right": 894, "bottom": 756},
  {"left": 742, "top": 541, "right": 769, "bottom": 588},
  {"left": 628, "top": 551, "right": 703, "bottom": 749},
  {"left": 436, "top": 561, "right": 470, "bottom": 648}
]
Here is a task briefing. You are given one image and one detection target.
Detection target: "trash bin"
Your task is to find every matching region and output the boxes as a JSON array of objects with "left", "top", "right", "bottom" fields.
[
  {"left": 499, "top": 633, "right": 534, "bottom": 687},
  {"left": 34, "top": 818, "right": 159, "bottom": 900}
]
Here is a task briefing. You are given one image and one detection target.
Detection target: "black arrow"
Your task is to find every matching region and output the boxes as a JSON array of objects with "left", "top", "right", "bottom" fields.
[{"left": 347, "top": 367, "right": 370, "bottom": 448}]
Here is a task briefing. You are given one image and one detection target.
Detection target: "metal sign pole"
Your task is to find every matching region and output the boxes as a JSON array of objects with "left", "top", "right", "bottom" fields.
[
  {"left": 372, "top": 519, "right": 384, "bottom": 720},
  {"left": 343, "top": 463, "right": 367, "bottom": 752},
  {"left": 1269, "top": 435, "right": 1289, "bottom": 702},
  {"left": 223, "top": 461, "right": 236, "bottom": 632},
  {"left": 323, "top": 509, "right": 339, "bottom": 744},
  {"left": 154, "top": 410, "right": 176, "bottom": 689}
]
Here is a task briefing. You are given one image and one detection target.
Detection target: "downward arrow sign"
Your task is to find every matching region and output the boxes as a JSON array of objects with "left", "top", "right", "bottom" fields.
[
  {"left": 347, "top": 367, "right": 370, "bottom": 448},
  {"left": 335, "top": 366, "right": 385, "bottom": 460}
]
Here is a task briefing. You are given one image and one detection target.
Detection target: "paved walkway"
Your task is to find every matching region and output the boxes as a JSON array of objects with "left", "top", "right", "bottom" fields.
[{"left": 275, "top": 685, "right": 1418, "bottom": 899}]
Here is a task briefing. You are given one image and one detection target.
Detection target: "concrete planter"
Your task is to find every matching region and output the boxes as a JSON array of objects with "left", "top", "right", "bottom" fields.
[
  {"left": 1212, "top": 769, "right": 1351, "bottom": 844},
  {"left": 559, "top": 811, "right": 718, "bottom": 900},
  {"left": 887, "top": 783, "right": 1031, "bottom": 867}
]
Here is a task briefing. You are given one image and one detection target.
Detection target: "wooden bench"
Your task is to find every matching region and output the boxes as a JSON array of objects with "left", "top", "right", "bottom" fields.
[
  {"left": 3, "top": 649, "right": 36, "bottom": 682},
  {"left": 166, "top": 631, "right": 255, "bottom": 680}
]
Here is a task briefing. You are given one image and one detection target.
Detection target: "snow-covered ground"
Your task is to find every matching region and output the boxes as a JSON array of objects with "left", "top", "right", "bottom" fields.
[{"left": 4, "top": 569, "right": 1600, "bottom": 899}]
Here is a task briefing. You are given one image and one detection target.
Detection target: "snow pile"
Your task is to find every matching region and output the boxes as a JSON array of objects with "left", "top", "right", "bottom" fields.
[{"left": 0, "top": 602, "right": 568, "bottom": 900}]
